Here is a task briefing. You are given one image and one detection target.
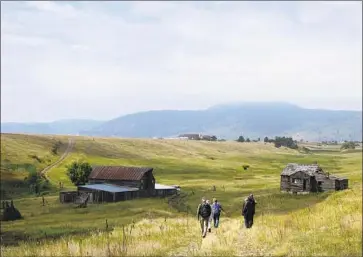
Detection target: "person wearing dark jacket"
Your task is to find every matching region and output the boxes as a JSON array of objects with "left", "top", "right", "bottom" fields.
[
  {"left": 242, "top": 194, "right": 257, "bottom": 228},
  {"left": 197, "top": 197, "right": 212, "bottom": 238}
]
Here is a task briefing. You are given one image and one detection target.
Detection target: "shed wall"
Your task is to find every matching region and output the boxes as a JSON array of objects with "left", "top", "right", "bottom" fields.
[{"left": 281, "top": 171, "right": 311, "bottom": 193}]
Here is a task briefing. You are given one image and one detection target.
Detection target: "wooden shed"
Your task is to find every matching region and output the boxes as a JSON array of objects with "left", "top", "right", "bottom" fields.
[
  {"left": 280, "top": 163, "right": 348, "bottom": 194},
  {"left": 60, "top": 165, "right": 179, "bottom": 204}
]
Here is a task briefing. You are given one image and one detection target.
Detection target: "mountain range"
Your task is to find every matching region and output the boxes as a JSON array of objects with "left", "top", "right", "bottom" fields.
[{"left": 1, "top": 102, "right": 362, "bottom": 141}]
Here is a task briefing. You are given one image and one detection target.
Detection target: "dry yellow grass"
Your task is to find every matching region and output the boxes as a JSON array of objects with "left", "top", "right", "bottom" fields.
[{"left": 3, "top": 185, "right": 361, "bottom": 257}]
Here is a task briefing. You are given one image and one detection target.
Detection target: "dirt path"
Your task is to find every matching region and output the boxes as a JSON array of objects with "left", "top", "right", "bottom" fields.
[{"left": 40, "top": 138, "right": 75, "bottom": 181}]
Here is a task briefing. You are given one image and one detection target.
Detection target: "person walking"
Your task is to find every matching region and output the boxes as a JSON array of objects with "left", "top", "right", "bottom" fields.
[
  {"left": 242, "top": 194, "right": 257, "bottom": 229},
  {"left": 206, "top": 199, "right": 213, "bottom": 232},
  {"left": 197, "top": 197, "right": 212, "bottom": 237},
  {"left": 211, "top": 198, "right": 224, "bottom": 228}
]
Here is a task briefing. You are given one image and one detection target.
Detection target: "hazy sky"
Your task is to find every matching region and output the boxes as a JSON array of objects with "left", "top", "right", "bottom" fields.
[{"left": 1, "top": 1, "right": 362, "bottom": 122}]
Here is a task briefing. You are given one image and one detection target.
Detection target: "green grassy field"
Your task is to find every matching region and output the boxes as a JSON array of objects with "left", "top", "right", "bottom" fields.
[
  {"left": 1, "top": 134, "right": 362, "bottom": 256},
  {"left": 0, "top": 134, "right": 69, "bottom": 198}
]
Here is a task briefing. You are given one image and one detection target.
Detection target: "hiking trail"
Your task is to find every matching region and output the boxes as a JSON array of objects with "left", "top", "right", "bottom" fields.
[{"left": 40, "top": 138, "right": 75, "bottom": 182}]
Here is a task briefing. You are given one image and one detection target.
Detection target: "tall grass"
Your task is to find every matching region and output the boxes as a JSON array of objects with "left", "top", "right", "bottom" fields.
[{"left": 2, "top": 186, "right": 361, "bottom": 257}]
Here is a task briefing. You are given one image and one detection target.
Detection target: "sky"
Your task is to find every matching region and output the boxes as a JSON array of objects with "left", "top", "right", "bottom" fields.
[{"left": 1, "top": 1, "right": 362, "bottom": 123}]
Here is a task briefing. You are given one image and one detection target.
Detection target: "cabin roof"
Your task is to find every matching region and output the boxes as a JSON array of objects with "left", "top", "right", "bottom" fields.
[
  {"left": 78, "top": 183, "right": 139, "bottom": 193},
  {"left": 281, "top": 163, "right": 347, "bottom": 180},
  {"left": 281, "top": 163, "right": 322, "bottom": 176},
  {"left": 89, "top": 166, "right": 153, "bottom": 181}
]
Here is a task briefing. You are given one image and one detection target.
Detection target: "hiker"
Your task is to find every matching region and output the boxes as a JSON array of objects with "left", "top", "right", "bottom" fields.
[
  {"left": 206, "top": 199, "right": 212, "bottom": 232},
  {"left": 242, "top": 194, "right": 257, "bottom": 229},
  {"left": 197, "top": 197, "right": 212, "bottom": 238},
  {"left": 211, "top": 198, "right": 224, "bottom": 228}
]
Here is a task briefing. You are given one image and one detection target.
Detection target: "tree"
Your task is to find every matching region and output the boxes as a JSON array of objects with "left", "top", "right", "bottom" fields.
[
  {"left": 264, "top": 136, "right": 269, "bottom": 143},
  {"left": 237, "top": 136, "right": 245, "bottom": 143},
  {"left": 257, "top": 137, "right": 260, "bottom": 142},
  {"left": 246, "top": 138, "right": 251, "bottom": 142},
  {"left": 25, "top": 169, "right": 49, "bottom": 195},
  {"left": 211, "top": 136, "right": 217, "bottom": 141},
  {"left": 51, "top": 141, "right": 62, "bottom": 155},
  {"left": 67, "top": 161, "right": 93, "bottom": 186},
  {"left": 340, "top": 141, "right": 356, "bottom": 150},
  {"left": 273, "top": 136, "right": 298, "bottom": 149}
]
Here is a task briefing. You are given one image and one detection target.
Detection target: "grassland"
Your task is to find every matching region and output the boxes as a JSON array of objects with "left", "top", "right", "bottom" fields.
[
  {"left": 0, "top": 134, "right": 69, "bottom": 198},
  {"left": 0, "top": 133, "right": 362, "bottom": 256}
]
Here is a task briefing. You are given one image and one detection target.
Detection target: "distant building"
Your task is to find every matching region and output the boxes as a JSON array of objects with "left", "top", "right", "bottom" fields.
[
  {"left": 178, "top": 133, "right": 217, "bottom": 141},
  {"left": 201, "top": 135, "right": 217, "bottom": 141},
  {"left": 60, "top": 166, "right": 179, "bottom": 204},
  {"left": 280, "top": 163, "right": 348, "bottom": 194},
  {"left": 178, "top": 133, "right": 202, "bottom": 140}
]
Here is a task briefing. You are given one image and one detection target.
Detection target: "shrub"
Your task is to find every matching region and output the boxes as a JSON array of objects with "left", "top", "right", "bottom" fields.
[
  {"left": 25, "top": 169, "right": 50, "bottom": 195},
  {"left": 51, "top": 141, "right": 63, "bottom": 155},
  {"left": 341, "top": 141, "right": 356, "bottom": 150},
  {"left": 237, "top": 136, "right": 245, "bottom": 142},
  {"left": 273, "top": 136, "right": 298, "bottom": 149}
]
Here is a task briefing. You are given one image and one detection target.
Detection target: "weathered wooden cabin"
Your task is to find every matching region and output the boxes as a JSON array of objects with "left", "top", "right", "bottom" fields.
[
  {"left": 60, "top": 165, "right": 179, "bottom": 204},
  {"left": 280, "top": 163, "right": 348, "bottom": 194}
]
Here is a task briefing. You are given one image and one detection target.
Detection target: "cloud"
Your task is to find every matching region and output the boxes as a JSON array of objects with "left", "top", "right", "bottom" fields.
[{"left": 1, "top": 1, "right": 362, "bottom": 122}]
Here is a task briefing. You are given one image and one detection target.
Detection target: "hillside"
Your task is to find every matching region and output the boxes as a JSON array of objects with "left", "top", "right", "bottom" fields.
[
  {"left": 79, "top": 102, "right": 363, "bottom": 141},
  {"left": 1, "top": 102, "right": 362, "bottom": 141},
  {"left": 0, "top": 133, "right": 362, "bottom": 256}
]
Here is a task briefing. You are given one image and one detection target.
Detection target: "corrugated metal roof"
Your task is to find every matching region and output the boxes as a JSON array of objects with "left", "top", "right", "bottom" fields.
[
  {"left": 78, "top": 184, "right": 139, "bottom": 193},
  {"left": 155, "top": 183, "right": 177, "bottom": 190},
  {"left": 89, "top": 166, "right": 153, "bottom": 181},
  {"left": 281, "top": 163, "right": 322, "bottom": 176}
]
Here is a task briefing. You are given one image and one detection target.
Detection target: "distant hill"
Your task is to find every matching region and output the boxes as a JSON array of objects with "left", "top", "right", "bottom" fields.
[
  {"left": 81, "top": 102, "right": 362, "bottom": 141},
  {"left": 1, "top": 119, "right": 104, "bottom": 135},
  {"left": 1, "top": 102, "right": 361, "bottom": 141}
]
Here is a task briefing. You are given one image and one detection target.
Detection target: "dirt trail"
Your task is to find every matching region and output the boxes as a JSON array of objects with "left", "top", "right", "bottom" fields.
[
  {"left": 169, "top": 218, "right": 244, "bottom": 256},
  {"left": 40, "top": 138, "right": 75, "bottom": 181}
]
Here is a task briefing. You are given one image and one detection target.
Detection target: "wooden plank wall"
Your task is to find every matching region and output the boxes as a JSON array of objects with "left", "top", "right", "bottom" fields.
[{"left": 281, "top": 172, "right": 311, "bottom": 192}]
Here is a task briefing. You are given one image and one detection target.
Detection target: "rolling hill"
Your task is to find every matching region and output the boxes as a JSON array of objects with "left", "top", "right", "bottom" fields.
[
  {"left": 1, "top": 102, "right": 362, "bottom": 141},
  {"left": 82, "top": 102, "right": 362, "bottom": 141}
]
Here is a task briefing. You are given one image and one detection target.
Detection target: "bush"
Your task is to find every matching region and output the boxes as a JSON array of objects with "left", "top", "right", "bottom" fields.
[
  {"left": 237, "top": 136, "right": 245, "bottom": 142},
  {"left": 242, "top": 165, "right": 250, "bottom": 170},
  {"left": 341, "top": 141, "right": 356, "bottom": 150},
  {"left": 67, "top": 161, "right": 93, "bottom": 186},
  {"left": 51, "top": 141, "right": 63, "bottom": 155},
  {"left": 273, "top": 136, "right": 298, "bottom": 149},
  {"left": 25, "top": 169, "right": 50, "bottom": 195}
]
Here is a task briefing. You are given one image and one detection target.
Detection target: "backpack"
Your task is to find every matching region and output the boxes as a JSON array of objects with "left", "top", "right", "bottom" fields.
[
  {"left": 200, "top": 203, "right": 212, "bottom": 218},
  {"left": 213, "top": 203, "right": 221, "bottom": 214}
]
